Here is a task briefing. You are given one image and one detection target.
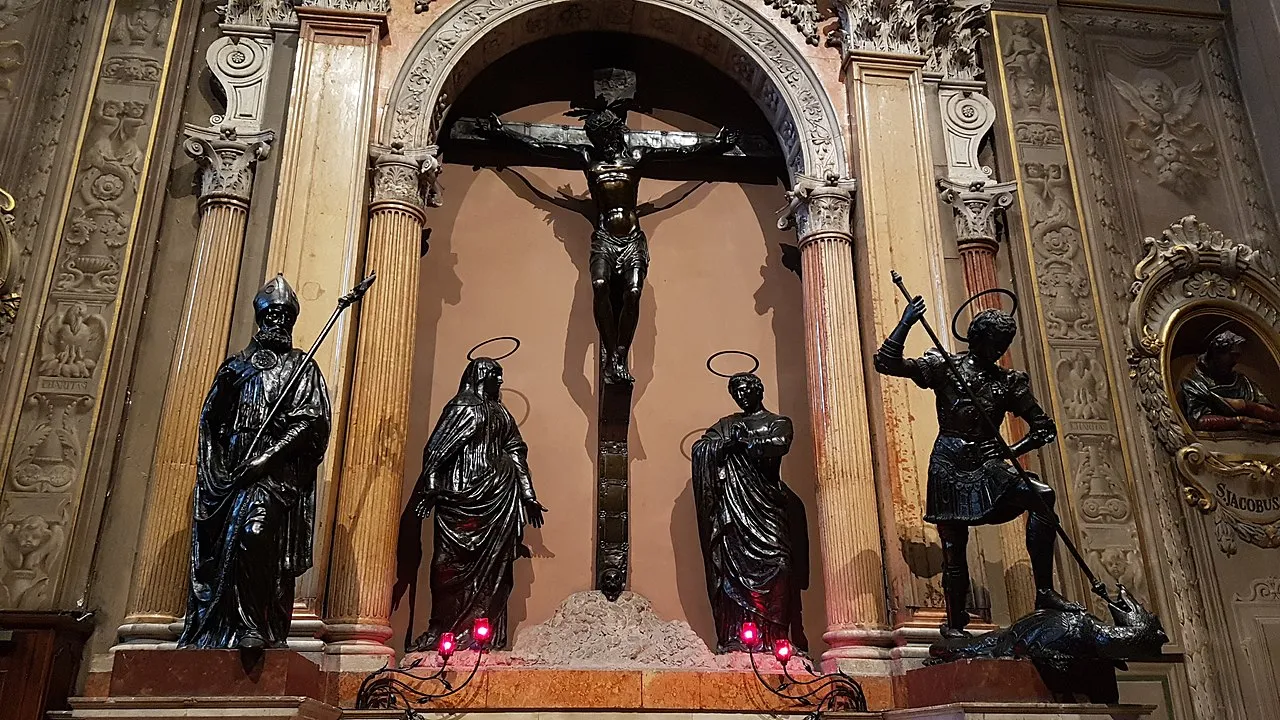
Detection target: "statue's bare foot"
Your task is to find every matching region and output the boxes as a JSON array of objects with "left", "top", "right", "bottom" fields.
[
  {"left": 609, "top": 352, "right": 634, "bottom": 385},
  {"left": 939, "top": 623, "right": 972, "bottom": 640},
  {"left": 1036, "top": 588, "right": 1086, "bottom": 613}
]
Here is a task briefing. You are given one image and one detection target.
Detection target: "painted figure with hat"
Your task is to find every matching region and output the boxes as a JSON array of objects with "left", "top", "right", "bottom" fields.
[
  {"left": 1178, "top": 327, "right": 1280, "bottom": 435},
  {"left": 178, "top": 274, "right": 332, "bottom": 649}
]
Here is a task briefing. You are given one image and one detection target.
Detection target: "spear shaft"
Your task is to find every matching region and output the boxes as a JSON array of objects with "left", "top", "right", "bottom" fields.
[
  {"left": 889, "top": 270, "right": 1109, "bottom": 603},
  {"left": 245, "top": 273, "right": 376, "bottom": 459}
]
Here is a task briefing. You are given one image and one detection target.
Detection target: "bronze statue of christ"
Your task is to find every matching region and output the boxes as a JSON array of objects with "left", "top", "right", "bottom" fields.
[{"left": 479, "top": 69, "right": 738, "bottom": 384}]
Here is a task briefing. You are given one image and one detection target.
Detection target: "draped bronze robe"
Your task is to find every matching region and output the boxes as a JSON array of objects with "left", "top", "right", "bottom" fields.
[
  {"left": 692, "top": 411, "right": 808, "bottom": 653},
  {"left": 178, "top": 344, "right": 330, "bottom": 649},
  {"left": 399, "top": 374, "right": 536, "bottom": 652}
]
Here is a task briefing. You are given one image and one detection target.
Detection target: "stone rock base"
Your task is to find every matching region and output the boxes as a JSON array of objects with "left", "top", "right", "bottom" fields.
[
  {"left": 509, "top": 591, "right": 718, "bottom": 668},
  {"left": 54, "top": 696, "right": 339, "bottom": 720}
]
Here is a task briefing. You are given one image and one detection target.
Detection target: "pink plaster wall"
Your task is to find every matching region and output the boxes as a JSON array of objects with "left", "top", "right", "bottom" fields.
[{"left": 389, "top": 104, "right": 826, "bottom": 657}]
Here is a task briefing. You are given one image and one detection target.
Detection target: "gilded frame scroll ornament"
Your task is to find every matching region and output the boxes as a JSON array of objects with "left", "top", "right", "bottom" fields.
[
  {"left": 1127, "top": 215, "right": 1280, "bottom": 554},
  {"left": 0, "top": 188, "right": 18, "bottom": 326}
]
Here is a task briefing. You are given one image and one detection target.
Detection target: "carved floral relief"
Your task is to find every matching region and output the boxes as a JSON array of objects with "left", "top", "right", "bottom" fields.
[{"left": 0, "top": 0, "right": 178, "bottom": 611}]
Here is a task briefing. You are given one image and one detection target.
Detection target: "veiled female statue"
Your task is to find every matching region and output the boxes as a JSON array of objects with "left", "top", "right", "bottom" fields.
[
  {"left": 394, "top": 350, "right": 546, "bottom": 652},
  {"left": 692, "top": 362, "right": 808, "bottom": 653}
]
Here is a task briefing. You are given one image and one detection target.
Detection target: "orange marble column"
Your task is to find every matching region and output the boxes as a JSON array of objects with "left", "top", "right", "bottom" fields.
[
  {"left": 118, "top": 127, "right": 273, "bottom": 644},
  {"left": 322, "top": 146, "right": 436, "bottom": 662},
  {"left": 937, "top": 178, "right": 1034, "bottom": 618},
  {"left": 785, "top": 177, "right": 892, "bottom": 672}
]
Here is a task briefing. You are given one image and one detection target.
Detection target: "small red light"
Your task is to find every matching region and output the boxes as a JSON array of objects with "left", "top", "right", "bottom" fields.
[
  {"left": 739, "top": 622, "right": 759, "bottom": 648},
  {"left": 772, "top": 638, "right": 792, "bottom": 663},
  {"left": 438, "top": 632, "right": 456, "bottom": 658},
  {"left": 473, "top": 617, "right": 492, "bottom": 646}
]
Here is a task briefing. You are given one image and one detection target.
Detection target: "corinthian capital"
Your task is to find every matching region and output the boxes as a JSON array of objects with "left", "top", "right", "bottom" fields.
[
  {"left": 779, "top": 174, "right": 858, "bottom": 244},
  {"left": 183, "top": 125, "right": 274, "bottom": 206},
  {"left": 370, "top": 144, "right": 441, "bottom": 211},
  {"left": 828, "top": 0, "right": 990, "bottom": 79},
  {"left": 937, "top": 178, "right": 1015, "bottom": 252}
]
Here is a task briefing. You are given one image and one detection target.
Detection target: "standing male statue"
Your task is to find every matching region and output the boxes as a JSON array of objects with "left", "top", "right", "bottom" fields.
[
  {"left": 479, "top": 68, "right": 738, "bottom": 384},
  {"left": 874, "top": 296, "right": 1082, "bottom": 637},
  {"left": 395, "top": 354, "right": 546, "bottom": 651},
  {"left": 179, "top": 275, "right": 331, "bottom": 650},
  {"left": 692, "top": 363, "right": 808, "bottom": 653}
]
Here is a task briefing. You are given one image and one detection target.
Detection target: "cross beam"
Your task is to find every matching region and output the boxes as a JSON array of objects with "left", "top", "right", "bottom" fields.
[{"left": 448, "top": 119, "right": 784, "bottom": 183}]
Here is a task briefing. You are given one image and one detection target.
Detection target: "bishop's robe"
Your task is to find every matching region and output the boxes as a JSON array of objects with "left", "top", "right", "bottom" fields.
[{"left": 178, "top": 344, "right": 330, "bottom": 649}]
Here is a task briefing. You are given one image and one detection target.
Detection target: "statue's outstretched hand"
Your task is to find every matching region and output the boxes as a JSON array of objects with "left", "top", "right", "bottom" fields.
[
  {"left": 715, "top": 127, "right": 741, "bottom": 147},
  {"left": 900, "top": 295, "right": 926, "bottom": 327},
  {"left": 412, "top": 489, "right": 438, "bottom": 519},
  {"left": 524, "top": 500, "right": 548, "bottom": 529}
]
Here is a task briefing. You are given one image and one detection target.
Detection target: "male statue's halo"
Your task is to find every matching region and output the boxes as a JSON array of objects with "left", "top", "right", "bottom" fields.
[
  {"left": 952, "top": 288, "right": 1020, "bottom": 343},
  {"left": 706, "top": 350, "right": 761, "bottom": 378}
]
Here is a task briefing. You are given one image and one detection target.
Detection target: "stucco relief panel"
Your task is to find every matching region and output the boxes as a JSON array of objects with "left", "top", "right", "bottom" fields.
[
  {"left": 1061, "top": 13, "right": 1279, "bottom": 329},
  {"left": 0, "top": 0, "right": 180, "bottom": 610},
  {"left": 993, "top": 13, "right": 1151, "bottom": 611}
]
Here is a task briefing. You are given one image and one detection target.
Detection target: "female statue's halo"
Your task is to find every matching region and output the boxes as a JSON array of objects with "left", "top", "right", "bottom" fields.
[{"left": 466, "top": 336, "right": 522, "bottom": 362}]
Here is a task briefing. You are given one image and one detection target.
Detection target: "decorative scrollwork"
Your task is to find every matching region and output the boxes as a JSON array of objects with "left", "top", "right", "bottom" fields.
[{"left": 1127, "top": 216, "right": 1280, "bottom": 553}]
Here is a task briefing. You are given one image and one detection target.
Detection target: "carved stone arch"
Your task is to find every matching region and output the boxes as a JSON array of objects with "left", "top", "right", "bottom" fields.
[{"left": 382, "top": 0, "right": 849, "bottom": 185}]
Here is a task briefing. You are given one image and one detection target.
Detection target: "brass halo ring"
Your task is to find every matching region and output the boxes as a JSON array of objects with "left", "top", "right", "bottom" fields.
[
  {"left": 706, "top": 350, "right": 761, "bottom": 378},
  {"left": 952, "top": 289, "right": 1020, "bottom": 343},
  {"left": 467, "top": 336, "right": 521, "bottom": 362}
]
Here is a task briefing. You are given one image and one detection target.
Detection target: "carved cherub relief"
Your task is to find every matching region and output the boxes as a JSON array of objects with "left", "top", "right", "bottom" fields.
[
  {"left": 1004, "top": 19, "right": 1057, "bottom": 116},
  {"left": 0, "top": 512, "right": 66, "bottom": 609},
  {"left": 1107, "top": 68, "right": 1219, "bottom": 199}
]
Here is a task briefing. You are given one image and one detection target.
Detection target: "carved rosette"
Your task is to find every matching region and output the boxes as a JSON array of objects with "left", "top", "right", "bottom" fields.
[
  {"left": 778, "top": 174, "right": 857, "bottom": 245},
  {"left": 829, "top": 0, "right": 991, "bottom": 79},
  {"left": 1126, "top": 216, "right": 1280, "bottom": 552},
  {"left": 183, "top": 125, "right": 273, "bottom": 208},
  {"left": 370, "top": 144, "right": 441, "bottom": 217}
]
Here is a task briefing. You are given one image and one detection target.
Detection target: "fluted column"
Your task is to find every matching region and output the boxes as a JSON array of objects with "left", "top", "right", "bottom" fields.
[
  {"left": 783, "top": 177, "right": 891, "bottom": 672},
  {"left": 323, "top": 145, "right": 437, "bottom": 662},
  {"left": 118, "top": 126, "right": 273, "bottom": 644}
]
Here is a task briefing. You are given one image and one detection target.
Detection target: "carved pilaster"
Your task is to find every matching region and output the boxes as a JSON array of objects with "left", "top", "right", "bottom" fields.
[
  {"left": 829, "top": 0, "right": 991, "bottom": 78},
  {"left": 0, "top": 188, "right": 17, "bottom": 328},
  {"left": 183, "top": 125, "right": 273, "bottom": 208}
]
